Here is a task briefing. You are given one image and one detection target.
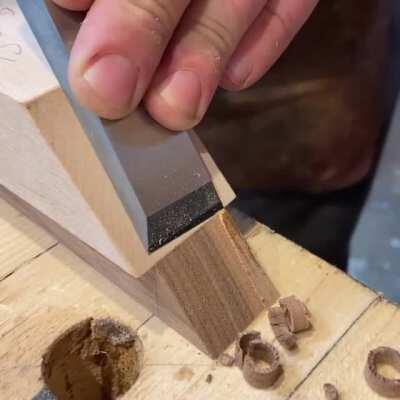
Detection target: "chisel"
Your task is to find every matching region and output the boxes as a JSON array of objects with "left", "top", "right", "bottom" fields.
[{"left": 17, "top": 0, "right": 223, "bottom": 253}]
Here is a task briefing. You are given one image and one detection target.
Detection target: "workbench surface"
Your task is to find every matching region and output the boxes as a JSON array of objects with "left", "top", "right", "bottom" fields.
[{"left": 0, "top": 197, "right": 398, "bottom": 399}]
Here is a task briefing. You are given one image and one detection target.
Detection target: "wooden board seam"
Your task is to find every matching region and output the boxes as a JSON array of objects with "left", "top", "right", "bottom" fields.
[
  {"left": 0, "top": 242, "right": 57, "bottom": 283},
  {"left": 286, "top": 296, "right": 381, "bottom": 400}
]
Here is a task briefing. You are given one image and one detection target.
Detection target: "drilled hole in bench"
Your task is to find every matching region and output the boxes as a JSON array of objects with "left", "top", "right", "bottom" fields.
[{"left": 41, "top": 318, "right": 143, "bottom": 400}]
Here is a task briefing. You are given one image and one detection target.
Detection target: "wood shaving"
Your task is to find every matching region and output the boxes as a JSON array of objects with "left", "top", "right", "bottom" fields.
[
  {"left": 235, "top": 331, "right": 261, "bottom": 368},
  {"left": 279, "top": 295, "right": 311, "bottom": 333},
  {"left": 323, "top": 383, "right": 340, "bottom": 400},
  {"left": 242, "top": 339, "right": 282, "bottom": 389},
  {"left": 364, "top": 346, "right": 400, "bottom": 397},
  {"left": 268, "top": 306, "right": 297, "bottom": 350}
]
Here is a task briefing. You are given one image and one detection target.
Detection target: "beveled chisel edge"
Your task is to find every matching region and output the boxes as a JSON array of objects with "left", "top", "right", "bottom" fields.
[{"left": 148, "top": 182, "right": 222, "bottom": 252}]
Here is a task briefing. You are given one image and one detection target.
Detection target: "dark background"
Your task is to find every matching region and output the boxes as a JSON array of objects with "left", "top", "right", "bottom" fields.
[{"left": 232, "top": 3, "right": 400, "bottom": 303}]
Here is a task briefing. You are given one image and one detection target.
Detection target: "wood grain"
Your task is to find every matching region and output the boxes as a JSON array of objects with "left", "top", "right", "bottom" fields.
[
  {"left": 291, "top": 298, "right": 400, "bottom": 399},
  {"left": 181, "top": 228, "right": 377, "bottom": 399},
  {"left": 0, "top": 198, "right": 55, "bottom": 280},
  {"left": 0, "top": 198, "right": 385, "bottom": 399}
]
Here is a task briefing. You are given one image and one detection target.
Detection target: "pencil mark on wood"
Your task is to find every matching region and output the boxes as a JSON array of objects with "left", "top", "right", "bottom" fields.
[
  {"left": 0, "top": 7, "right": 21, "bottom": 63},
  {"left": 0, "top": 43, "right": 22, "bottom": 62},
  {"left": 0, "top": 7, "right": 15, "bottom": 16},
  {"left": 0, "top": 43, "right": 22, "bottom": 55}
]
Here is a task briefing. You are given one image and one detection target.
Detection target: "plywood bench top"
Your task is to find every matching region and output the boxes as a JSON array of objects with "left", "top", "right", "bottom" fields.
[{"left": 0, "top": 197, "right": 397, "bottom": 399}]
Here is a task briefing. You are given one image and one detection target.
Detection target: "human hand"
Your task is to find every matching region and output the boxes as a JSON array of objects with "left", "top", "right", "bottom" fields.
[{"left": 53, "top": 0, "right": 318, "bottom": 130}]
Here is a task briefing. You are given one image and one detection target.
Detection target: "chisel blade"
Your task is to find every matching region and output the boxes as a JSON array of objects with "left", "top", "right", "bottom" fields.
[{"left": 17, "top": 0, "right": 222, "bottom": 253}]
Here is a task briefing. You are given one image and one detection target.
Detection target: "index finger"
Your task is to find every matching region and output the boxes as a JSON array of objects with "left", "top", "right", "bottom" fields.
[{"left": 221, "top": 0, "right": 319, "bottom": 90}]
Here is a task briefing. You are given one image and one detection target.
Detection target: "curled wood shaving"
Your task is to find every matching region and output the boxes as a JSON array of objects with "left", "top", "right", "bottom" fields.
[
  {"left": 279, "top": 295, "right": 311, "bottom": 333},
  {"left": 272, "top": 325, "right": 297, "bottom": 350},
  {"left": 268, "top": 306, "right": 287, "bottom": 326},
  {"left": 268, "top": 307, "right": 297, "bottom": 350},
  {"left": 364, "top": 346, "right": 400, "bottom": 397},
  {"left": 242, "top": 339, "right": 282, "bottom": 389},
  {"left": 323, "top": 383, "right": 340, "bottom": 400},
  {"left": 235, "top": 331, "right": 261, "bottom": 369}
]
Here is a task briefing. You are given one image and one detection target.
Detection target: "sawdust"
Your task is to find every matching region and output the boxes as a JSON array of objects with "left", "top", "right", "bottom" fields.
[{"left": 175, "top": 366, "right": 195, "bottom": 381}]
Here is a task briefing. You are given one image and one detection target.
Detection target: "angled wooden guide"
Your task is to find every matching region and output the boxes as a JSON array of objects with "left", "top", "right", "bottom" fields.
[{"left": 0, "top": 0, "right": 279, "bottom": 356}]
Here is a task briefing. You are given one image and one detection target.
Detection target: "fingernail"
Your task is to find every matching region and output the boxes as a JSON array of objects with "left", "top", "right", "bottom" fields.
[
  {"left": 159, "top": 70, "right": 202, "bottom": 120},
  {"left": 225, "top": 58, "right": 252, "bottom": 88},
  {"left": 83, "top": 54, "right": 137, "bottom": 109}
]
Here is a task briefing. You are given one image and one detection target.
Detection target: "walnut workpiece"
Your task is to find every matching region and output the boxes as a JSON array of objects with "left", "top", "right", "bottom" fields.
[{"left": 0, "top": 1, "right": 279, "bottom": 358}]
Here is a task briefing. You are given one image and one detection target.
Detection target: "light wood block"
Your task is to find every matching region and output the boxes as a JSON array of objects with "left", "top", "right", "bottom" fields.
[{"left": 0, "top": 0, "right": 235, "bottom": 278}]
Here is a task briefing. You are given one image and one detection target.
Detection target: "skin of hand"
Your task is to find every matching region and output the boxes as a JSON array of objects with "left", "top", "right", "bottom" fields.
[{"left": 52, "top": 0, "right": 318, "bottom": 131}]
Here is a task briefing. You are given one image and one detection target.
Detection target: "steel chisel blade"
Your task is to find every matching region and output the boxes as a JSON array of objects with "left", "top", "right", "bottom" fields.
[{"left": 17, "top": 0, "right": 222, "bottom": 252}]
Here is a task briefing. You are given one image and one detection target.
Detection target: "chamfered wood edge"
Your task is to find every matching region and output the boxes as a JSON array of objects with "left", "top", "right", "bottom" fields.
[
  {"left": 0, "top": 0, "right": 236, "bottom": 278},
  {"left": 0, "top": 87, "right": 235, "bottom": 279},
  {"left": 24, "top": 88, "right": 236, "bottom": 278}
]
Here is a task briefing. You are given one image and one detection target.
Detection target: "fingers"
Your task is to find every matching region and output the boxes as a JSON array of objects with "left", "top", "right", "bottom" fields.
[
  {"left": 68, "top": 0, "right": 190, "bottom": 119},
  {"left": 221, "top": 0, "right": 319, "bottom": 91},
  {"left": 58, "top": 0, "right": 317, "bottom": 129},
  {"left": 145, "top": 0, "right": 267, "bottom": 130},
  {"left": 52, "top": 0, "right": 94, "bottom": 11}
]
